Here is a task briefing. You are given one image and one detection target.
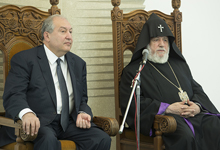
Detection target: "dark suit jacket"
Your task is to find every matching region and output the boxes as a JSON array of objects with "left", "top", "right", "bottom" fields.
[{"left": 0, "top": 45, "right": 93, "bottom": 146}]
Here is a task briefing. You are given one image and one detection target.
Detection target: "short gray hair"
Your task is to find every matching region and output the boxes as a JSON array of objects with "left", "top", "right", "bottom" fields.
[{"left": 41, "top": 14, "right": 67, "bottom": 41}]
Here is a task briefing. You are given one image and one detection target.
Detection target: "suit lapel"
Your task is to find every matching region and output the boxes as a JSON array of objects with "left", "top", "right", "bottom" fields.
[
  {"left": 65, "top": 53, "right": 78, "bottom": 113},
  {"left": 37, "top": 45, "right": 57, "bottom": 107}
]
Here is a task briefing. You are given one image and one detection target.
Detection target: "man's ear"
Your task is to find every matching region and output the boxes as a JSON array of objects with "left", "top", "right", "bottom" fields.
[{"left": 43, "top": 32, "right": 50, "bottom": 42}]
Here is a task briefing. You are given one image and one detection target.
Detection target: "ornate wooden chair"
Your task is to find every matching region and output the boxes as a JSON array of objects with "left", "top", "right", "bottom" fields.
[
  {"left": 0, "top": 1, "right": 119, "bottom": 150},
  {"left": 111, "top": 0, "right": 183, "bottom": 150}
]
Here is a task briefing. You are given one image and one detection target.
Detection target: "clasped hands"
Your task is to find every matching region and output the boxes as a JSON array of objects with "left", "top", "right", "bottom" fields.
[
  {"left": 21, "top": 112, "right": 91, "bottom": 136},
  {"left": 165, "top": 100, "right": 201, "bottom": 118}
]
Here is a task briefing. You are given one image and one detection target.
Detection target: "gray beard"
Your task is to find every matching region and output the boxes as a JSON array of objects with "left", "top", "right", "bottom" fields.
[{"left": 147, "top": 44, "right": 169, "bottom": 64}]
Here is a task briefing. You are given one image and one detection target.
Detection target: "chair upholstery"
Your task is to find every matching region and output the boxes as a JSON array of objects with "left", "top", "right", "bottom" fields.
[
  {"left": 111, "top": 0, "right": 182, "bottom": 150},
  {"left": 0, "top": 1, "right": 119, "bottom": 149}
]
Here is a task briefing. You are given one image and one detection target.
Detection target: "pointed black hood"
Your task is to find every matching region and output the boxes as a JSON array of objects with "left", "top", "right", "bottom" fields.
[{"left": 131, "top": 13, "right": 185, "bottom": 63}]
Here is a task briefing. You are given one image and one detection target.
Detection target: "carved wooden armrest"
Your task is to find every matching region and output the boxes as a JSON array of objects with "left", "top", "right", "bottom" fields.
[
  {"left": 153, "top": 115, "right": 177, "bottom": 134},
  {"left": 93, "top": 116, "right": 119, "bottom": 136},
  {"left": 0, "top": 116, "right": 37, "bottom": 141},
  {"left": 16, "top": 120, "right": 38, "bottom": 141}
]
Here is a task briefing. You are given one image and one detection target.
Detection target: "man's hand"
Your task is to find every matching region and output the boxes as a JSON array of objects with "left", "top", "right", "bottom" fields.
[
  {"left": 165, "top": 100, "right": 201, "bottom": 118},
  {"left": 76, "top": 113, "right": 91, "bottom": 129},
  {"left": 165, "top": 101, "right": 188, "bottom": 115},
  {"left": 22, "top": 112, "right": 40, "bottom": 136},
  {"left": 181, "top": 100, "right": 201, "bottom": 118}
]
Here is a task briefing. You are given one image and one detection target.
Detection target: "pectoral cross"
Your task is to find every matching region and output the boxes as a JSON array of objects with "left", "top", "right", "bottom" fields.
[
  {"left": 178, "top": 88, "right": 189, "bottom": 104},
  {"left": 158, "top": 24, "right": 164, "bottom": 32}
]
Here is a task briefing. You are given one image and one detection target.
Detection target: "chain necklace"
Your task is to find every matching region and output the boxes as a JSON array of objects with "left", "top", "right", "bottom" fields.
[{"left": 148, "top": 61, "right": 189, "bottom": 103}]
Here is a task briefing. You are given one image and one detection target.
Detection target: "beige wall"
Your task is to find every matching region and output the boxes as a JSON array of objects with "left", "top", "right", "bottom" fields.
[{"left": 0, "top": 0, "right": 144, "bottom": 149}]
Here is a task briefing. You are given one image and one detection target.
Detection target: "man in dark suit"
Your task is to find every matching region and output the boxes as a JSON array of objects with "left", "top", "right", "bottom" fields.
[{"left": 0, "top": 14, "right": 111, "bottom": 150}]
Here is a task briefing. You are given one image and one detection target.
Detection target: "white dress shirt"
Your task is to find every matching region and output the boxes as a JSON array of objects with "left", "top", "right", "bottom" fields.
[{"left": 18, "top": 45, "right": 74, "bottom": 119}]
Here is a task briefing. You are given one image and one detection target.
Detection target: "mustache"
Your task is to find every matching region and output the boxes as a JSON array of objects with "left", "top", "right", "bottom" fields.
[{"left": 156, "top": 48, "right": 166, "bottom": 51}]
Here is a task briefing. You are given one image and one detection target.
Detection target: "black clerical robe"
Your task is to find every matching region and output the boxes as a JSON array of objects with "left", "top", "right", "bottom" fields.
[{"left": 120, "top": 57, "right": 220, "bottom": 150}]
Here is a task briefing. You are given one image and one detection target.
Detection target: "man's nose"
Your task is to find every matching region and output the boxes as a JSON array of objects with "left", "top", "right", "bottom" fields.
[
  {"left": 66, "top": 32, "right": 72, "bottom": 40},
  {"left": 158, "top": 39, "right": 165, "bottom": 47}
]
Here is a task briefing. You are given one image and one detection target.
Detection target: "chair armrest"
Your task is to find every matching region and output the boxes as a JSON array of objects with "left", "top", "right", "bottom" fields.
[
  {"left": 0, "top": 116, "right": 37, "bottom": 141},
  {"left": 154, "top": 115, "right": 177, "bottom": 134},
  {"left": 0, "top": 116, "right": 21, "bottom": 129},
  {"left": 93, "top": 116, "right": 119, "bottom": 136},
  {"left": 16, "top": 120, "right": 38, "bottom": 141}
]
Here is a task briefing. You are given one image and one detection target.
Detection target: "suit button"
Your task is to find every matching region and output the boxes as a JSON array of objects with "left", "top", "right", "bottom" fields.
[{"left": 53, "top": 112, "right": 56, "bottom": 115}]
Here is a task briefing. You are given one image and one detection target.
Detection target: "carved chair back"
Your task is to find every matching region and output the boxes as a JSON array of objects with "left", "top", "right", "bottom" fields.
[
  {"left": 0, "top": 2, "right": 60, "bottom": 113},
  {"left": 111, "top": 0, "right": 182, "bottom": 149}
]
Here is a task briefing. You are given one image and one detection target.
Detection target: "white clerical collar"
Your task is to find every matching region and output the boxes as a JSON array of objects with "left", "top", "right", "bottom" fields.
[{"left": 44, "top": 44, "right": 65, "bottom": 65}]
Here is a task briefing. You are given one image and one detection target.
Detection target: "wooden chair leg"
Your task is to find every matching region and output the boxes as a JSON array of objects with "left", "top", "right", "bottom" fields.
[
  {"left": 14, "top": 128, "right": 26, "bottom": 150},
  {"left": 14, "top": 137, "right": 26, "bottom": 150},
  {"left": 154, "top": 131, "right": 163, "bottom": 150}
]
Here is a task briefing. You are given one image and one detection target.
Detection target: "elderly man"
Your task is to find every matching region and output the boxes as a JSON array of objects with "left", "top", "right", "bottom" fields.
[
  {"left": 0, "top": 14, "right": 111, "bottom": 150},
  {"left": 120, "top": 13, "right": 220, "bottom": 150}
]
